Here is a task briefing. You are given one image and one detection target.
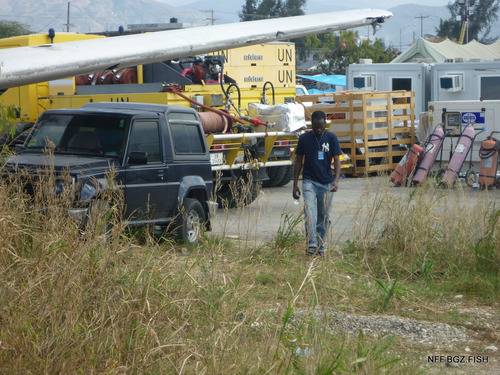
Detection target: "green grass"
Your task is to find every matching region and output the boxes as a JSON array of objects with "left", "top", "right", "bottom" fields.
[{"left": 0, "top": 164, "right": 499, "bottom": 373}]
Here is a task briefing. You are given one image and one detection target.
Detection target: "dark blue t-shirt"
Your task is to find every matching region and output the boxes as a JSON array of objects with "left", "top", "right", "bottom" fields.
[{"left": 296, "top": 130, "right": 342, "bottom": 184}]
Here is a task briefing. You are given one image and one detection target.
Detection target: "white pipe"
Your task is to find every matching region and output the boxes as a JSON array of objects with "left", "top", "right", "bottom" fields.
[
  {"left": 212, "top": 132, "right": 297, "bottom": 141},
  {"left": 211, "top": 160, "right": 292, "bottom": 171}
]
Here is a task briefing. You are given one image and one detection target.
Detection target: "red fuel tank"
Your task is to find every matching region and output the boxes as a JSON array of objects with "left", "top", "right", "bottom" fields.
[
  {"left": 412, "top": 125, "right": 445, "bottom": 184},
  {"left": 390, "top": 143, "right": 424, "bottom": 186},
  {"left": 478, "top": 132, "right": 500, "bottom": 189},
  {"left": 442, "top": 124, "right": 476, "bottom": 188}
]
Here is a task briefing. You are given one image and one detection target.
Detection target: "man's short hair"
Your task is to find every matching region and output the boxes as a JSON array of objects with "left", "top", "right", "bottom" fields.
[{"left": 311, "top": 110, "right": 326, "bottom": 122}]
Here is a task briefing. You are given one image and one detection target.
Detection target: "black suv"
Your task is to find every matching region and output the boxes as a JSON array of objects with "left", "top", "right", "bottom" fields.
[{"left": 5, "top": 102, "right": 215, "bottom": 244}]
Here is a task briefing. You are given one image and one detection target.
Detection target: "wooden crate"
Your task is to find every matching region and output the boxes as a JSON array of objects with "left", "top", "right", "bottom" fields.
[{"left": 296, "top": 90, "right": 416, "bottom": 175}]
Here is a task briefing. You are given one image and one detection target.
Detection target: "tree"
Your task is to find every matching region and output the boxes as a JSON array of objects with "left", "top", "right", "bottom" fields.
[
  {"left": 436, "top": 0, "right": 500, "bottom": 43},
  {"left": 280, "top": 0, "right": 305, "bottom": 16},
  {"left": 305, "top": 31, "right": 398, "bottom": 74},
  {"left": 239, "top": 0, "right": 258, "bottom": 22},
  {"left": 0, "top": 20, "right": 32, "bottom": 39},
  {"left": 239, "top": 0, "right": 308, "bottom": 60},
  {"left": 239, "top": 0, "right": 305, "bottom": 21}
]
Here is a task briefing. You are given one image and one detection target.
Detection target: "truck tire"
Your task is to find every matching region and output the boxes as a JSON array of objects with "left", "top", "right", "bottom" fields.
[
  {"left": 268, "top": 166, "right": 287, "bottom": 187},
  {"left": 262, "top": 166, "right": 278, "bottom": 188},
  {"left": 275, "top": 165, "right": 294, "bottom": 187},
  {"left": 177, "top": 198, "right": 205, "bottom": 245}
]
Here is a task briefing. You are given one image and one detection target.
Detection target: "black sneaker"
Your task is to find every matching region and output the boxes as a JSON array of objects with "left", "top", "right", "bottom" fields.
[{"left": 307, "top": 247, "right": 317, "bottom": 255}]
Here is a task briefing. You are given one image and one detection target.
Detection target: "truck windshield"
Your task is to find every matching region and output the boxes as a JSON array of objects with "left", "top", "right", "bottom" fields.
[{"left": 27, "top": 113, "right": 128, "bottom": 157}]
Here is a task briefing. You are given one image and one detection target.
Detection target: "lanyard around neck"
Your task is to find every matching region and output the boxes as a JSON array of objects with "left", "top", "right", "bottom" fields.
[{"left": 314, "top": 131, "right": 324, "bottom": 150}]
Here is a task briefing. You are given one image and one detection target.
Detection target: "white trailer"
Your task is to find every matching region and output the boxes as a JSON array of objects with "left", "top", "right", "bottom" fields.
[
  {"left": 431, "top": 61, "right": 500, "bottom": 103},
  {"left": 348, "top": 60, "right": 500, "bottom": 113},
  {"left": 346, "top": 61, "right": 430, "bottom": 114}
]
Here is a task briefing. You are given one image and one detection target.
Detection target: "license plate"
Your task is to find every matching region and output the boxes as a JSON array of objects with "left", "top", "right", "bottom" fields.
[
  {"left": 273, "top": 149, "right": 287, "bottom": 156},
  {"left": 210, "top": 152, "right": 223, "bottom": 165}
]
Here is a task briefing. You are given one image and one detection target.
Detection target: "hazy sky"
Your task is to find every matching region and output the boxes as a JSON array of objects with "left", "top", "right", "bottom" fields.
[{"left": 158, "top": 0, "right": 451, "bottom": 7}]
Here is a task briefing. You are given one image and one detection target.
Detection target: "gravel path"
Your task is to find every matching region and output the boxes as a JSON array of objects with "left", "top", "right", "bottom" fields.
[
  {"left": 260, "top": 306, "right": 500, "bottom": 374},
  {"left": 328, "top": 313, "right": 469, "bottom": 346}
]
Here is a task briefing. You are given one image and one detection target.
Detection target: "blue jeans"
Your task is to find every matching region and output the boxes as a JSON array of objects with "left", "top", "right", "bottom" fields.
[{"left": 302, "top": 179, "right": 333, "bottom": 253}]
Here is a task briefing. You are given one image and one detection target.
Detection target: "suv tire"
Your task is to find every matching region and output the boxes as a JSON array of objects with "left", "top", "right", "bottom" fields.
[{"left": 177, "top": 198, "right": 205, "bottom": 245}]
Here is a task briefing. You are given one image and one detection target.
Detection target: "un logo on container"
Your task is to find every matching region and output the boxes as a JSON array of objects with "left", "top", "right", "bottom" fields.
[{"left": 462, "top": 112, "right": 476, "bottom": 124}]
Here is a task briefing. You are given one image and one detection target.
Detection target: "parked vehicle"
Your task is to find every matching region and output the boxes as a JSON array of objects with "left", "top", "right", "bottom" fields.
[{"left": 4, "top": 103, "right": 216, "bottom": 244}]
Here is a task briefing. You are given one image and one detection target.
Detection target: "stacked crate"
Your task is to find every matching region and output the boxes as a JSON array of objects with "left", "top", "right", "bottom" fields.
[{"left": 296, "top": 90, "right": 416, "bottom": 175}]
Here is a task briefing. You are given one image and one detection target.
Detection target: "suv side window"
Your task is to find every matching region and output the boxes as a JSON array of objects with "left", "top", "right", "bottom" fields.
[
  {"left": 169, "top": 112, "right": 206, "bottom": 155},
  {"left": 171, "top": 124, "right": 206, "bottom": 154},
  {"left": 128, "top": 120, "right": 161, "bottom": 162}
]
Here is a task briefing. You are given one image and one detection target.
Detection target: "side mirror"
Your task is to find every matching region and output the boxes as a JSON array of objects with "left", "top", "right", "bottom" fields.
[{"left": 128, "top": 151, "right": 148, "bottom": 165}]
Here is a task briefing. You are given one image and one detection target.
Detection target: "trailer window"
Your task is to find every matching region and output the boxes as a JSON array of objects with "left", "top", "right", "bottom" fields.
[
  {"left": 392, "top": 78, "right": 412, "bottom": 91},
  {"left": 481, "top": 76, "right": 500, "bottom": 99},
  {"left": 391, "top": 78, "right": 413, "bottom": 106}
]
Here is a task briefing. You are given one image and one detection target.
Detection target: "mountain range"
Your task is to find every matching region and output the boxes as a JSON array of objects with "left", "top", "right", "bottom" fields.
[{"left": 3, "top": 0, "right": 499, "bottom": 49}]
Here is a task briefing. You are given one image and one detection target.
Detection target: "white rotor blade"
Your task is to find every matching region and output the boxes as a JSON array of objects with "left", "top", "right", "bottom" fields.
[{"left": 0, "top": 9, "right": 391, "bottom": 89}]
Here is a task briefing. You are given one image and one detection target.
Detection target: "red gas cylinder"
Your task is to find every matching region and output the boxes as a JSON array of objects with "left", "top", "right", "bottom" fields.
[
  {"left": 96, "top": 70, "right": 115, "bottom": 84},
  {"left": 412, "top": 125, "right": 445, "bottom": 184},
  {"left": 478, "top": 132, "right": 500, "bottom": 188},
  {"left": 75, "top": 74, "right": 91, "bottom": 85},
  {"left": 390, "top": 143, "right": 424, "bottom": 186},
  {"left": 113, "top": 68, "right": 137, "bottom": 84},
  {"left": 442, "top": 124, "right": 476, "bottom": 188}
]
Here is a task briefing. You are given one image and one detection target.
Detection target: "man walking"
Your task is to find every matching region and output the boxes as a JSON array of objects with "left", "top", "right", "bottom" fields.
[{"left": 292, "top": 110, "right": 342, "bottom": 256}]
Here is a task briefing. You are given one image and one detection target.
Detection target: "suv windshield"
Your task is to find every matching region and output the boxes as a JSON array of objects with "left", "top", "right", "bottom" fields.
[{"left": 27, "top": 113, "right": 128, "bottom": 157}]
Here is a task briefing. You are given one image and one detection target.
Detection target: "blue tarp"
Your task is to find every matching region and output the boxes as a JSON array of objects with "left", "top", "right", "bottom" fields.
[
  {"left": 297, "top": 74, "right": 346, "bottom": 86},
  {"left": 308, "top": 88, "right": 337, "bottom": 94}
]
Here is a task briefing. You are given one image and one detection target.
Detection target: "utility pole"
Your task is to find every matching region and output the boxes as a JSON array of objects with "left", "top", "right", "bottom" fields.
[
  {"left": 399, "top": 28, "right": 402, "bottom": 51},
  {"left": 203, "top": 9, "right": 217, "bottom": 25},
  {"left": 63, "top": 2, "right": 74, "bottom": 32},
  {"left": 458, "top": 0, "right": 475, "bottom": 44},
  {"left": 414, "top": 15, "right": 429, "bottom": 38}
]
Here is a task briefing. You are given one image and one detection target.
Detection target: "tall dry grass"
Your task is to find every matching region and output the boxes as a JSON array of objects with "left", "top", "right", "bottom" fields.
[
  {"left": 349, "top": 176, "right": 500, "bottom": 302},
  {"left": 5, "top": 149, "right": 499, "bottom": 373},
  {"left": 0, "top": 164, "right": 408, "bottom": 374}
]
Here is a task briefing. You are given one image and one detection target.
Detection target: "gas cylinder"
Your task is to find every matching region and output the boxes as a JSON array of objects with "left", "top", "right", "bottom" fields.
[
  {"left": 442, "top": 124, "right": 476, "bottom": 188},
  {"left": 412, "top": 125, "right": 445, "bottom": 184},
  {"left": 390, "top": 143, "right": 424, "bottom": 186},
  {"left": 478, "top": 132, "right": 500, "bottom": 189}
]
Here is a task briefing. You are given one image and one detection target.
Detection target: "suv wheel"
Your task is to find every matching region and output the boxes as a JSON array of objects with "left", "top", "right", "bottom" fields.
[{"left": 177, "top": 198, "right": 205, "bottom": 245}]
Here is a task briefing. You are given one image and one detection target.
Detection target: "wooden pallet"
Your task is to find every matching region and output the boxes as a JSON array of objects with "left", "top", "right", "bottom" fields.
[{"left": 296, "top": 90, "right": 416, "bottom": 175}]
